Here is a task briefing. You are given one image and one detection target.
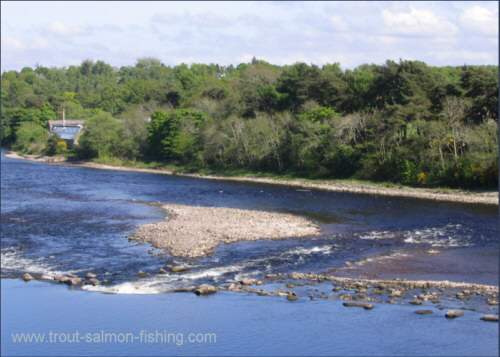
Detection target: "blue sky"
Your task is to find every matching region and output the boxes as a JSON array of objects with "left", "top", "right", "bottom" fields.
[{"left": 1, "top": 1, "right": 498, "bottom": 71}]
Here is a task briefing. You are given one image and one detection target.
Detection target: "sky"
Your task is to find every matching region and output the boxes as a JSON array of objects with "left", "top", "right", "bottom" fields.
[{"left": 1, "top": 1, "right": 498, "bottom": 71}]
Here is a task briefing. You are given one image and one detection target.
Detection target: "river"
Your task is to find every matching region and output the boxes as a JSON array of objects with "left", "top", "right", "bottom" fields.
[{"left": 1, "top": 149, "right": 498, "bottom": 356}]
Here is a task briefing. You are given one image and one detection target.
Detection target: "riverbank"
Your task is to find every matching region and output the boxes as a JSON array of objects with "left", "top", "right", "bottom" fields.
[
  {"left": 4, "top": 151, "right": 498, "bottom": 205},
  {"left": 131, "top": 203, "right": 321, "bottom": 257}
]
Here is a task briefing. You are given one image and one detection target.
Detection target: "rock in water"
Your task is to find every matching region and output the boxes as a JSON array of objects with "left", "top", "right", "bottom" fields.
[
  {"left": 158, "top": 269, "right": 167, "bottom": 274},
  {"left": 40, "top": 275, "right": 55, "bottom": 280},
  {"left": 415, "top": 310, "right": 434, "bottom": 315},
  {"left": 173, "top": 286, "right": 197, "bottom": 293},
  {"left": 343, "top": 302, "right": 374, "bottom": 310},
  {"left": 195, "top": 284, "right": 217, "bottom": 295},
  {"left": 87, "top": 278, "right": 100, "bottom": 286},
  {"left": 85, "top": 272, "right": 97, "bottom": 279},
  {"left": 241, "top": 278, "right": 256, "bottom": 285},
  {"left": 66, "top": 278, "right": 83, "bottom": 286},
  {"left": 409, "top": 300, "right": 423, "bottom": 305},
  {"left": 54, "top": 276, "right": 69, "bottom": 283},
  {"left": 22, "top": 273, "right": 34, "bottom": 281},
  {"left": 480, "top": 315, "right": 499, "bottom": 322},
  {"left": 445, "top": 310, "right": 464, "bottom": 318},
  {"left": 287, "top": 293, "right": 299, "bottom": 301},
  {"left": 165, "top": 265, "right": 190, "bottom": 273},
  {"left": 136, "top": 271, "right": 149, "bottom": 277}
]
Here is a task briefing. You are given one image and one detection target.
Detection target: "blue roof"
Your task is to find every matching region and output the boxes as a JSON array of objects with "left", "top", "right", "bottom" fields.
[{"left": 51, "top": 126, "right": 81, "bottom": 140}]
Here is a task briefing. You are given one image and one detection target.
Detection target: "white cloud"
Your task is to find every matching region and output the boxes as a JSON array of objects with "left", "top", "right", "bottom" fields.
[
  {"left": 1, "top": 36, "right": 50, "bottom": 51},
  {"left": 2, "top": 37, "right": 24, "bottom": 51},
  {"left": 192, "top": 13, "right": 233, "bottom": 27},
  {"left": 459, "top": 6, "right": 498, "bottom": 35},
  {"left": 382, "top": 6, "right": 459, "bottom": 37},
  {"left": 330, "top": 15, "right": 348, "bottom": 32},
  {"left": 46, "top": 21, "right": 87, "bottom": 37},
  {"left": 434, "top": 50, "right": 496, "bottom": 64},
  {"left": 31, "top": 36, "right": 50, "bottom": 50}
]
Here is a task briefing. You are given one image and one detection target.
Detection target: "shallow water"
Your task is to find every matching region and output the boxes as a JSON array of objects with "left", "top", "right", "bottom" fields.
[
  {"left": 2, "top": 279, "right": 498, "bottom": 356},
  {"left": 1, "top": 149, "right": 498, "bottom": 355}
]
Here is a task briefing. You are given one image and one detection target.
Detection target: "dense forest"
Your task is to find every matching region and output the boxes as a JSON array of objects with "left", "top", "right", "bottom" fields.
[{"left": 1, "top": 57, "right": 498, "bottom": 189}]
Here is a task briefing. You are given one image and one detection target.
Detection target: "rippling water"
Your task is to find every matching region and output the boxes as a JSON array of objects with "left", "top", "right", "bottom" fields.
[
  {"left": 1, "top": 149, "right": 497, "bottom": 292},
  {"left": 2, "top": 149, "right": 498, "bottom": 356}
]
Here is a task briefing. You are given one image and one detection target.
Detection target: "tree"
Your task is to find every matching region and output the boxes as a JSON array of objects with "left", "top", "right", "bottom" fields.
[
  {"left": 78, "top": 112, "right": 124, "bottom": 158},
  {"left": 12, "top": 122, "right": 48, "bottom": 154}
]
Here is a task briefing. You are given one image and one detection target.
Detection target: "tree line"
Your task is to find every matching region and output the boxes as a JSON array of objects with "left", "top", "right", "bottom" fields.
[{"left": 1, "top": 57, "right": 498, "bottom": 188}]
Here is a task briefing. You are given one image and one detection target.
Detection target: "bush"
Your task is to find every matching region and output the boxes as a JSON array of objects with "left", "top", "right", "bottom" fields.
[{"left": 12, "top": 122, "right": 48, "bottom": 154}]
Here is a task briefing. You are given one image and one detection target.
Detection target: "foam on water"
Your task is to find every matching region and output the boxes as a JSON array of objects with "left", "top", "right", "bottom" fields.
[
  {"left": 357, "top": 224, "right": 474, "bottom": 247},
  {"left": 351, "top": 251, "right": 409, "bottom": 266},
  {"left": 281, "top": 244, "right": 337, "bottom": 257},
  {"left": 1, "top": 246, "right": 81, "bottom": 276},
  {"left": 82, "top": 281, "right": 165, "bottom": 294}
]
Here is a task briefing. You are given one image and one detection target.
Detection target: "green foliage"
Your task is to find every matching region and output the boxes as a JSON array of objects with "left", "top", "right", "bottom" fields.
[
  {"left": 2, "top": 58, "right": 497, "bottom": 190},
  {"left": 147, "top": 109, "right": 209, "bottom": 161},
  {"left": 78, "top": 112, "right": 124, "bottom": 158},
  {"left": 12, "top": 122, "right": 48, "bottom": 154}
]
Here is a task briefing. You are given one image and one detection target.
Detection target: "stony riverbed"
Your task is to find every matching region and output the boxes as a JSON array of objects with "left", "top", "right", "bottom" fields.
[{"left": 130, "top": 204, "right": 322, "bottom": 257}]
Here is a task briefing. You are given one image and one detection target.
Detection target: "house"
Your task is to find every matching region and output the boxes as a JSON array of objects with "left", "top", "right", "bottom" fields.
[{"left": 47, "top": 120, "right": 84, "bottom": 147}]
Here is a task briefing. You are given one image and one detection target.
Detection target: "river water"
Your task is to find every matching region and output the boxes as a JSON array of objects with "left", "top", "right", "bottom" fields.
[{"left": 1, "top": 149, "right": 498, "bottom": 356}]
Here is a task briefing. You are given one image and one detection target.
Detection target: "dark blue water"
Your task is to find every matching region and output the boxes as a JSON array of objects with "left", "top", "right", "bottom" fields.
[{"left": 1, "top": 149, "right": 498, "bottom": 356}]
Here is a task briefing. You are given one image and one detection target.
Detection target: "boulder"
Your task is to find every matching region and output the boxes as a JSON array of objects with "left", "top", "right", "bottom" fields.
[
  {"left": 389, "top": 290, "right": 403, "bottom": 298},
  {"left": 54, "top": 276, "right": 69, "bottom": 283},
  {"left": 22, "top": 273, "right": 34, "bottom": 281},
  {"left": 101, "top": 279, "right": 112, "bottom": 284},
  {"left": 136, "top": 271, "right": 149, "bottom": 277},
  {"left": 415, "top": 310, "right": 434, "bottom": 315},
  {"left": 409, "top": 300, "right": 423, "bottom": 305},
  {"left": 67, "top": 273, "right": 78, "bottom": 278},
  {"left": 165, "top": 265, "right": 190, "bottom": 273},
  {"left": 480, "top": 315, "right": 499, "bottom": 322},
  {"left": 343, "top": 302, "right": 374, "bottom": 310},
  {"left": 87, "top": 278, "right": 100, "bottom": 286},
  {"left": 445, "top": 310, "right": 464, "bottom": 318},
  {"left": 158, "top": 269, "right": 168, "bottom": 274},
  {"left": 66, "top": 278, "right": 83, "bottom": 286},
  {"left": 195, "top": 284, "right": 217, "bottom": 295},
  {"left": 241, "top": 278, "right": 256, "bottom": 285},
  {"left": 173, "top": 286, "right": 196, "bottom": 293},
  {"left": 287, "top": 293, "right": 299, "bottom": 301},
  {"left": 487, "top": 299, "right": 499, "bottom": 306},
  {"left": 40, "top": 275, "right": 55, "bottom": 280},
  {"left": 85, "top": 272, "right": 97, "bottom": 279}
]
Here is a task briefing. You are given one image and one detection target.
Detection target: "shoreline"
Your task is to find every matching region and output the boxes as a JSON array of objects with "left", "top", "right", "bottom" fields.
[{"left": 4, "top": 151, "right": 498, "bottom": 205}]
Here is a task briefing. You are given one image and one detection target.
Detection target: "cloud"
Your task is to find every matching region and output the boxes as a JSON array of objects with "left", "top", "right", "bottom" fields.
[
  {"left": 382, "top": 6, "right": 458, "bottom": 37},
  {"left": 2, "top": 37, "right": 25, "bottom": 51},
  {"left": 32, "top": 36, "right": 50, "bottom": 50},
  {"left": 459, "top": 6, "right": 498, "bottom": 35},
  {"left": 151, "top": 13, "right": 178, "bottom": 24},
  {"left": 45, "top": 21, "right": 88, "bottom": 37},
  {"left": 192, "top": 13, "right": 233, "bottom": 28},
  {"left": 1, "top": 36, "right": 50, "bottom": 51},
  {"left": 330, "top": 15, "right": 348, "bottom": 32}
]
